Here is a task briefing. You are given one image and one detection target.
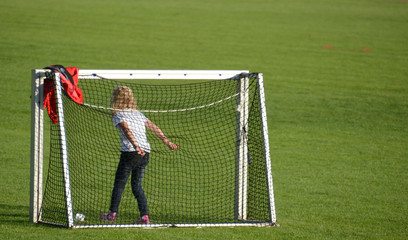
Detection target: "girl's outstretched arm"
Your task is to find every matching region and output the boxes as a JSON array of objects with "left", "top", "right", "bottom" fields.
[{"left": 145, "top": 120, "right": 179, "bottom": 150}]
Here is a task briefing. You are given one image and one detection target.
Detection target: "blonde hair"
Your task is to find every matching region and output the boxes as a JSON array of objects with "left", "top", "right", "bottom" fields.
[{"left": 111, "top": 86, "right": 137, "bottom": 113}]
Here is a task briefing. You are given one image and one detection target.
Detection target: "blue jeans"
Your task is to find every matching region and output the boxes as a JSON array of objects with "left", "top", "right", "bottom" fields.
[{"left": 110, "top": 152, "right": 149, "bottom": 217}]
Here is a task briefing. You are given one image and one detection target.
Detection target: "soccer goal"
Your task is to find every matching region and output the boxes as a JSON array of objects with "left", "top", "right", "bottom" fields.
[{"left": 30, "top": 69, "right": 277, "bottom": 228}]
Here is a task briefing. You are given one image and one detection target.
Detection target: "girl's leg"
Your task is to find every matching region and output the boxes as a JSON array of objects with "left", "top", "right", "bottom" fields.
[
  {"left": 131, "top": 153, "right": 149, "bottom": 216},
  {"left": 109, "top": 152, "right": 133, "bottom": 213}
]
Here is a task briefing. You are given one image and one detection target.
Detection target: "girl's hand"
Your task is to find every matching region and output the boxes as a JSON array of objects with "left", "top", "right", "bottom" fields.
[
  {"left": 136, "top": 147, "right": 146, "bottom": 156},
  {"left": 166, "top": 140, "right": 179, "bottom": 150}
]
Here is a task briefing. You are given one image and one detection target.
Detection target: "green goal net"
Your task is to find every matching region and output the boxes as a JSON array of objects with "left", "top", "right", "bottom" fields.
[{"left": 30, "top": 70, "right": 276, "bottom": 228}]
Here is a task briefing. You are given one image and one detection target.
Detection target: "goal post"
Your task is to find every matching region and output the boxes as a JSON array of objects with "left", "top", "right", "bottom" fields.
[
  {"left": 235, "top": 75, "right": 249, "bottom": 221},
  {"left": 30, "top": 69, "right": 45, "bottom": 224},
  {"left": 30, "top": 69, "right": 277, "bottom": 228},
  {"left": 258, "top": 73, "right": 277, "bottom": 223}
]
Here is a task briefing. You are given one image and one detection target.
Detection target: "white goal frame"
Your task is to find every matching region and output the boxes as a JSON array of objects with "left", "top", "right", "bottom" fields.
[{"left": 30, "top": 69, "right": 277, "bottom": 228}]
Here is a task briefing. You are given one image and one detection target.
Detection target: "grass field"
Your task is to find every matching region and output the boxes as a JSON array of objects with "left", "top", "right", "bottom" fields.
[{"left": 1, "top": 0, "right": 407, "bottom": 239}]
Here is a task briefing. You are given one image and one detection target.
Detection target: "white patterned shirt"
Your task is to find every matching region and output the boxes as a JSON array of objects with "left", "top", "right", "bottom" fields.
[{"left": 113, "top": 110, "right": 151, "bottom": 152}]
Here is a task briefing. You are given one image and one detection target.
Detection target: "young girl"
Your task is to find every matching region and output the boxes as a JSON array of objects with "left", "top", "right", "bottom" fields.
[{"left": 100, "top": 86, "right": 179, "bottom": 224}]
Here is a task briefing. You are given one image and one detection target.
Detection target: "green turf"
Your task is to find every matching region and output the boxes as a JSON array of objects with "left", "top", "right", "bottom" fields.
[{"left": 1, "top": 0, "right": 407, "bottom": 239}]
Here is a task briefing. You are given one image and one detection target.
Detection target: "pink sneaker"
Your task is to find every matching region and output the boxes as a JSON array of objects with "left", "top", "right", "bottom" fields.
[
  {"left": 100, "top": 212, "right": 116, "bottom": 222},
  {"left": 135, "top": 215, "right": 150, "bottom": 224}
]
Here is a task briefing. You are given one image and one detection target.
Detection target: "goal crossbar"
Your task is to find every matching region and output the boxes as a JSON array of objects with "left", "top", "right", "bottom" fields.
[{"left": 78, "top": 69, "right": 250, "bottom": 80}]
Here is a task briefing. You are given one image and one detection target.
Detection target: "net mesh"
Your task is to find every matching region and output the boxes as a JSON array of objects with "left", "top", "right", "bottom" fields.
[{"left": 40, "top": 74, "right": 271, "bottom": 226}]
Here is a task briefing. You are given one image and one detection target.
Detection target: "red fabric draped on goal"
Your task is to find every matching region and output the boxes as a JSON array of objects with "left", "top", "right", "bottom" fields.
[{"left": 43, "top": 66, "right": 83, "bottom": 124}]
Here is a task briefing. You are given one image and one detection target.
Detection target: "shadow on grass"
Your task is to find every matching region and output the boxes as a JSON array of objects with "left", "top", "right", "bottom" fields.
[
  {"left": 0, "top": 204, "right": 31, "bottom": 225},
  {"left": 0, "top": 204, "right": 66, "bottom": 230},
  {"left": 0, "top": 204, "right": 59, "bottom": 228}
]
